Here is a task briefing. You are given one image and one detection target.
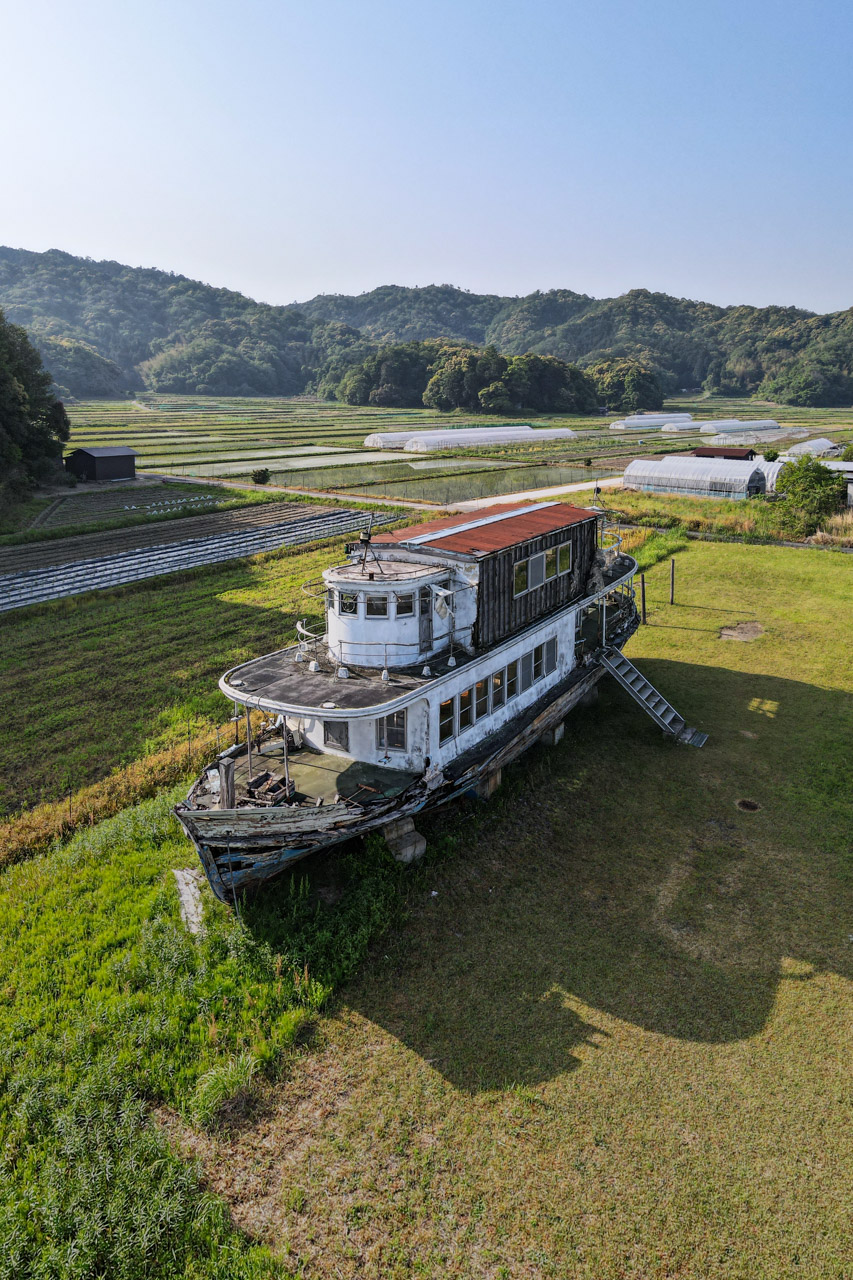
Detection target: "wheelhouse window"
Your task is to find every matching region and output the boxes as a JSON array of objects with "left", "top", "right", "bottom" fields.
[
  {"left": 520, "top": 653, "right": 534, "bottom": 691},
  {"left": 513, "top": 560, "right": 528, "bottom": 596},
  {"left": 545, "top": 548, "right": 558, "bottom": 579},
  {"left": 558, "top": 542, "right": 572, "bottom": 574},
  {"left": 475, "top": 679, "right": 489, "bottom": 719},
  {"left": 491, "top": 669, "right": 505, "bottom": 709},
  {"left": 439, "top": 698, "right": 455, "bottom": 743},
  {"left": 323, "top": 720, "right": 349, "bottom": 751},
  {"left": 376, "top": 709, "right": 406, "bottom": 751},
  {"left": 395, "top": 593, "right": 414, "bottom": 617},
  {"left": 506, "top": 660, "right": 519, "bottom": 700},
  {"left": 533, "top": 644, "right": 544, "bottom": 682},
  {"left": 527, "top": 553, "right": 545, "bottom": 590},
  {"left": 458, "top": 687, "right": 474, "bottom": 731},
  {"left": 365, "top": 595, "right": 388, "bottom": 618},
  {"left": 545, "top": 636, "right": 558, "bottom": 673},
  {"left": 339, "top": 592, "right": 358, "bottom": 615}
]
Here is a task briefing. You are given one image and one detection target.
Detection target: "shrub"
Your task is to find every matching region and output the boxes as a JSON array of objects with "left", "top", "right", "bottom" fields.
[
  {"left": 251, "top": 468, "right": 271, "bottom": 485},
  {"left": 192, "top": 1052, "right": 259, "bottom": 1128}
]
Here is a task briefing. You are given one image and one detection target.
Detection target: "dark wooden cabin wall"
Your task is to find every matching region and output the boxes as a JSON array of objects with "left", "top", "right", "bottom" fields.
[{"left": 474, "top": 519, "right": 597, "bottom": 648}]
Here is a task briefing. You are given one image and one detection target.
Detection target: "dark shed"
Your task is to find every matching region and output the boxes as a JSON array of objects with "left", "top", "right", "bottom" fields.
[
  {"left": 691, "top": 446, "right": 757, "bottom": 461},
  {"left": 65, "top": 446, "right": 137, "bottom": 482}
]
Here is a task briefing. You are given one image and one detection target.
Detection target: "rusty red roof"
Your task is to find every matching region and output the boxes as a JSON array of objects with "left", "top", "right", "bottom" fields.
[{"left": 374, "top": 501, "right": 596, "bottom": 557}]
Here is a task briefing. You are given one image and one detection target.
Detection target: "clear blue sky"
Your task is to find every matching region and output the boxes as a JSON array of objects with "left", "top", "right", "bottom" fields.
[{"left": 5, "top": 0, "right": 852, "bottom": 312}]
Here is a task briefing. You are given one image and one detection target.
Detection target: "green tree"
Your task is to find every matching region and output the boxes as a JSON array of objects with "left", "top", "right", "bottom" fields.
[
  {"left": 0, "top": 308, "right": 69, "bottom": 500},
  {"left": 775, "top": 455, "right": 846, "bottom": 537},
  {"left": 586, "top": 358, "right": 663, "bottom": 412},
  {"left": 838, "top": 444, "right": 853, "bottom": 462},
  {"left": 762, "top": 448, "right": 779, "bottom": 461}
]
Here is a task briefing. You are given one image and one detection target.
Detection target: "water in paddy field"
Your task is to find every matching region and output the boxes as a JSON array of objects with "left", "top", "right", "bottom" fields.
[{"left": 264, "top": 462, "right": 618, "bottom": 503}]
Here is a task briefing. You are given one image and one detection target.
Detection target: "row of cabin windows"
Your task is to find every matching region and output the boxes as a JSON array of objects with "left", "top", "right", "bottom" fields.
[
  {"left": 513, "top": 541, "right": 572, "bottom": 598},
  {"left": 326, "top": 586, "right": 437, "bottom": 619},
  {"left": 323, "top": 709, "right": 407, "bottom": 754},
  {"left": 438, "top": 637, "right": 558, "bottom": 745}
]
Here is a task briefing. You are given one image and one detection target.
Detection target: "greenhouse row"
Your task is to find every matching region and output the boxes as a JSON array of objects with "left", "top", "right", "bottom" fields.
[
  {"left": 622, "top": 456, "right": 767, "bottom": 499},
  {"left": 364, "top": 425, "right": 579, "bottom": 450}
]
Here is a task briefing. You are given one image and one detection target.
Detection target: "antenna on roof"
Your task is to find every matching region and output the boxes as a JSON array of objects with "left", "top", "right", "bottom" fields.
[{"left": 358, "top": 515, "right": 385, "bottom": 574}]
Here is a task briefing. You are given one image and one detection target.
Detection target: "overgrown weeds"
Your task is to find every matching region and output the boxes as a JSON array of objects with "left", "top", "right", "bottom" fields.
[{"left": 0, "top": 794, "right": 406, "bottom": 1276}]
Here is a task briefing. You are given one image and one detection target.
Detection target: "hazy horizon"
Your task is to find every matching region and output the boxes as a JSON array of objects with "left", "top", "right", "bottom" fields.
[{"left": 5, "top": 0, "right": 852, "bottom": 314}]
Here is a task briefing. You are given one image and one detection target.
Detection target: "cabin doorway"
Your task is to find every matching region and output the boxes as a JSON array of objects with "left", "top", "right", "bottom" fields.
[{"left": 419, "top": 586, "right": 433, "bottom": 651}]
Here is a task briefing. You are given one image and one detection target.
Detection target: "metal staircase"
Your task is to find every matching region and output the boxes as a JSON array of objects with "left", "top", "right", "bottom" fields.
[{"left": 600, "top": 648, "right": 708, "bottom": 747}]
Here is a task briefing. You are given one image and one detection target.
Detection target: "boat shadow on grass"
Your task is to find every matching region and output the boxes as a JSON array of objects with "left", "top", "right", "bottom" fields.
[{"left": 248, "top": 661, "right": 851, "bottom": 1094}]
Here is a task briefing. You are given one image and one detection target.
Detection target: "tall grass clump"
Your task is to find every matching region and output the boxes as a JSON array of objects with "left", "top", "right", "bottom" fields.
[{"left": 0, "top": 792, "right": 405, "bottom": 1277}]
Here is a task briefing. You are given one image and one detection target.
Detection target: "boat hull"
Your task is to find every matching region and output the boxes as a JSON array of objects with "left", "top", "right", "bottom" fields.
[{"left": 175, "top": 619, "right": 637, "bottom": 903}]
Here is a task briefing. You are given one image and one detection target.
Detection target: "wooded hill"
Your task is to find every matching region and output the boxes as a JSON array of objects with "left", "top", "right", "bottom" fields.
[{"left": 1, "top": 246, "right": 852, "bottom": 406}]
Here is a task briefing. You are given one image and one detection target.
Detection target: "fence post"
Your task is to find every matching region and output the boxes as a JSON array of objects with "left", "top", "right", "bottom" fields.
[
  {"left": 670, "top": 558, "right": 675, "bottom": 605},
  {"left": 640, "top": 573, "right": 647, "bottom": 624}
]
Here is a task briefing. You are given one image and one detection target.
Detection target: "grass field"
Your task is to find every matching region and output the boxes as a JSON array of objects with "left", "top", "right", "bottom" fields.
[
  {"left": 63, "top": 395, "right": 853, "bottom": 492},
  {"left": 1, "top": 539, "right": 851, "bottom": 1277},
  {"left": 0, "top": 540, "right": 340, "bottom": 816},
  {"left": 566, "top": 485, "right": 853, "bottom": 546}
]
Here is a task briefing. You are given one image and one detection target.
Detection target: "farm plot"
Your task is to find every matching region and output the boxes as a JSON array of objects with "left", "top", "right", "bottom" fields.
[
  {"left": 0, "top": 540, "right": 850, "bottom": 1279},
  {"left": 30, "top": 482, "right": 232, "bottom": 531},
  {"left": 0, "top": 505, "right": 392, "bottom": 614}
]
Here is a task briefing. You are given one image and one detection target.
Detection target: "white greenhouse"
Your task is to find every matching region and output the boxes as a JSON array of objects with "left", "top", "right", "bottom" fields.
[
  {"left": 611, "top": 413, "right": 692, "bottom": 431},
  {"left": 660, "top": 421, "right": 700, "bottom": 432},
  {"left": 364, "top": 426, "right": 525, "bottom": 449},
  {"left": 707, "top": 429, "right": 792, "bottom": 446},
  {"left": 699, "top": 419, "right": 779, "bottom": 435},
  {"left": 402, "top": 427, "right": 577, "bottom": 452},
  {"left": 784, "top": 437, "right": 840, "bottom": 457},
  {"left": 622, "top": 456, "right": 766, "bottom": 499},
  {"left": 754, "top": 459, "right": 786, "bottom": 492}
]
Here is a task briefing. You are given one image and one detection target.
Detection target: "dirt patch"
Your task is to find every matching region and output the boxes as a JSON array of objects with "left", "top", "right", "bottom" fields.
[
  {"left": 719, "top": 621, "right": 764, "bottom": 641},
  {"left": 736, "top": 799, "right": 761, "bottom": 812}
]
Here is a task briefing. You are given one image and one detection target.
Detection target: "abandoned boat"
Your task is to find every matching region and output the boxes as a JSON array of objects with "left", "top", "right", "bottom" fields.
[{"left": 175, "top": 501, "right": 706, "bottom": 903}]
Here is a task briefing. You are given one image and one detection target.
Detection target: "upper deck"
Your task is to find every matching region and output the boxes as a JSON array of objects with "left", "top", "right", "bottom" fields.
[{"left": 221, "top": 548, "right": 638, "bottom": 718}]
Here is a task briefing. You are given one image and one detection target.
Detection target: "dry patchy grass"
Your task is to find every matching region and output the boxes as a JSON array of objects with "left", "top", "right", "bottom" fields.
[{"left": 175, "top": 541, "right": 852, "bottom": 1279}]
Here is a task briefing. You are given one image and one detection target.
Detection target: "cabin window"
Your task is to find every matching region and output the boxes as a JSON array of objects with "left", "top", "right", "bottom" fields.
[
  {"left": 559, "top": 542, "right": 572, "bottom": 574},
  {"left": 506, "top": 660, "right": 518, "bottom": 700},
  {"left": 491, "top": 669, "right": 505, "bottom": 709},
  {"left": 340, "top": 591, "right": 358, "bottom": 615},
  {"left": 513, "top": 560, "right": 528, "bottom": 596},
  {"left": 458, "top": 687, "right": 474, "bottom": 731},
  {"left": 533, "top": 644, "right": 544, "bottom": 682},
  {"left": 521, "top": 652, "right": 534, "bottom": 691},
  {"left": 439, "top": 698, "right": 455, "bottom": 743},
  {"left": 376, "top": 709, "right": 406, "bottom": 751},
  {"left": 395, "top": 593, "right": 414, "bottom": 617},
  {"left": 475, "top": 679, "right": 489, "bottom": 719},
  {"left": 545, "top": 548, "right": 558, "bottom": 579},
  {"left": 545, "top": 636, "right": 558, "bottom": 673},
  {"left": 528, "top": 553, "right": 545, "bottom": 590},
  {"left": 365, "top": 595, "right": 388, "bottom": 618},
  {"left": 420, "top": 586, "right": 432, "bottom": 614},
  {"left": 323, "top": 720, "right": 349, "bottom": 751}
]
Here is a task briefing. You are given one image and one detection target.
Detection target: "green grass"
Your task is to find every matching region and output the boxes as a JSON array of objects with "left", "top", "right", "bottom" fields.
[
  {"left": 569, "top": 484, "right": 851, "bottom": 544},
  {"left": 1, "top": 536, "right": 851, "bottom": 1277},
  {"left": 0, "top": 791, "right": 408, "bottom": 1278},
  {"left": 0, "top": 542, "right": 333, "bottom": 815},
  {"left": 173, "top": 539, "right": 851, "bottom": 1278}
]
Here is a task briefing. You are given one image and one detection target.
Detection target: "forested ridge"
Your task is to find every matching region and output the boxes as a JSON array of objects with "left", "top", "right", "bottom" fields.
[{"left": 1, "top": 246, "right": 852, "bottom": 406}]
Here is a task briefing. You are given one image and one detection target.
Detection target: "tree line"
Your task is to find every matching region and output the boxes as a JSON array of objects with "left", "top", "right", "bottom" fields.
[{"left": 1, "top": 248, "right": 852, "bottom": 405}]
